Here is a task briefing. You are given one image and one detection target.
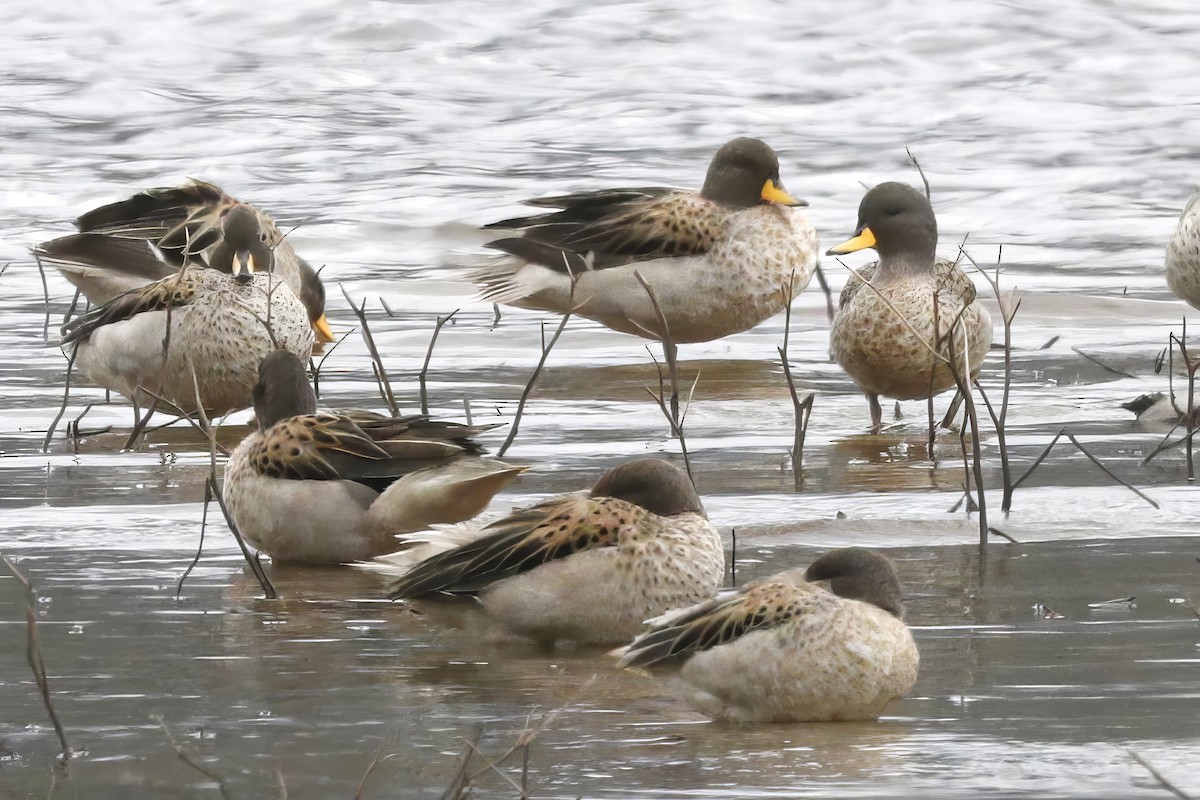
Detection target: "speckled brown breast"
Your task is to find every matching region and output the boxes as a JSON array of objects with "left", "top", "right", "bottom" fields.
[{"left": 830, "top": 258, "right": 993, "bottom": 400}]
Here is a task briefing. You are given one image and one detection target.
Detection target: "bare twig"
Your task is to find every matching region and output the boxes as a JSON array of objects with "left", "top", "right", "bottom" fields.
[
  {"left": 1011, "top": 428, "right": 1158, "bottom": 509},
  {"left": 1071, "top": 346, "right": 1138, "bottom": 380},
  {"left": 634, "top": 271, "right": 682, "bottom": 428},
  {"left": 987, "top": 527, "right": 1019, "bottom": 544},
  {"left": 310, "top": 330, "right": 353, "bottom": 401},
  {"left": 959, "top": 246, "right": 1020, "bottom": 510},
  {"left": 355, "top": 731, "right": 398, "bottom": 800},
  {"left": 339, "top": 284, "right": 399, "bottom": 416},
  {"left": 1129, "top": 750, "right": 1194, "bottom": 800},
  {"left": 155, "top": 716, "right": 232, "bottom": 799},
  {"left": 906, "top": 145, "right": 932, "bottom": 200},
  {"left": 1065, "top": 433, "right": 1159, "bottom": 508},
  {"left": 2, "top": 557, "right": 71, "bottom": 764},
  {"left": 812, "top": 263, "right": 835, "bottom": 323},
  {"left": 186, "top": 358, "right": 278, "bottom": 597},
  {"left": 419, "top": 310, "right": 460, "bottom": 415},
  {"left": 43, "top": 343, "right": 80, "bottom": 452},
  {"left": 35, "top": 252, "right": 51, "bottom": 341},
  {"left": 441, "top": 725, "right": 483, "bottom": 800},
  {"left": 498, "top": 287, "right": 577, "bottom": 457}
]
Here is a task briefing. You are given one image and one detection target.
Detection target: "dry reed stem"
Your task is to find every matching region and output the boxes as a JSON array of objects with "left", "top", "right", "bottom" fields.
[
  {"left": 812, "top": 263, "right": 835, "bottom": 323},
  {"left": 441, "top": 725, "right": 484, "bottom": 800},
  {"left": 634, "top": 270, "right": 683, "bottom": 428},
  {"left": 154, "top": 716, "right": 232, "bottom": 799},
  {"left": 310, "top": 330, "right": 353, "bottom": 401},
  {"left": 35, "top": 252, "right": 51, "bottom": 341},
  {"left": 42, "top": 343, "right": 80, "bottom": 453},
  {"left": 355, "top": 731, "right": 398, "bottom": 800},
  {"left": 906, "top": 145, "right": 932, "bottom": 201},
  {"left": 1011, "top": 428, "right": 1159, "bottom": 509},
  {"left": 2, "top": 556, "right": 71, "bottom": 764},
  {"left": 958, "top": 247, "right": 1020, "bottom": 511},
  {"left": 729, "top": 528, "right": 737, "bottom": 587},
  {"left": 420, "top": 309, "right": 460, "bottom": 415},
  {"left": 1070, "top": 346, "right": 1138, "bottom": 380},
  {"left": 1129, "top": 751, "right": 1194, "bottom": 800},
  {"left": 339, "top": 283, "right": 400, "bottom": 416},
  {"left": 497, "top": 268, "right": 580, "bottom": 457},
  {"left": 184, "top": 358, "right": 278, "bottom": 598}
]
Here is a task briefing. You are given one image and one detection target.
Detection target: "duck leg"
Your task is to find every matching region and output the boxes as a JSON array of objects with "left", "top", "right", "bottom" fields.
[{"left": 868, "top": 393, "right": 883, "bottom": 434}]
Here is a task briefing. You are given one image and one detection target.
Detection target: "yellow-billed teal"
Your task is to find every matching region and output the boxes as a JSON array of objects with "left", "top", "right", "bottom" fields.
[
  {"left": 616, "top": 547, "right": 919, "bottom": 722},
  {"left": 473, "top": 138, "right": 819, "bottom": 344},
  {"left": 223, "top": 351, "right": 526, "bottom": 565},
  {"left": 373, "top": 458, "right": 724, "bottom": 644},
  {"left": 827, "top": 182, "right": 993, "bottom": 432}
]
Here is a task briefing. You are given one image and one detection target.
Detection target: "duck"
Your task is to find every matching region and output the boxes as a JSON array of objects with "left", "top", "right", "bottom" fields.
[
  {"left": 223, "top": 350, "right": 527, "bottom": 565},
  {"left": 827, "top": 182, "right": 993, "bottom": 432},
  {"left": 472, "top": 137, "right": 819, "bottom": 345},
  {"left": 49, "top": 180, "right": 335, "bottom": 344},
  {"left": 1166, "top": 189, "right": 1200, "bottom": 309},
  {"left": 615, "top": 547, "right": 919, "bottom": 723},
  {"left": 371, "top": 458, "right": 725, "bottom": 644},
  {"left": 43, "top": 211, "right": 315, "bottom": 418}
]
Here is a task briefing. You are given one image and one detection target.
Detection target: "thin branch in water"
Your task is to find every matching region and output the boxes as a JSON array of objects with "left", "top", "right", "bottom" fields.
[
  {"left": 441, "top": 724, "right": 483, "bottom": 800},
  {"left": 987, "top": 527, "right": 1019, "bottom": 544},
  {"left": 419, "top": 309, "right": 460, "bottom": 415},
  {"left": 1038, "top": 335, "right": 1060, "bottom": 350},
  {"left": 812, "top": 263, "right": 835, "bottom": 323},
  {"left": 379, "top": 296, "right": 399, "bottom": 317},
  {"left": 778, "top": 270, "right": 816, "bottom": 485},
  {"left": 35, "top": 252, "right": 52, "bottom": 341},
  {"left": 634, "top": 270, "right": 682, "bottom": 428},
  {"left": 491, "top": 303, "right": 502, "bottom": 330},
  {"left": 1129, "top": 750, "right": 1194, "bottom": 800},
  {"left": 497, "top": 285, "right": 577, "bottom": 458},
  {"left": 339, "top": 283, "right": 400, "bottom": 416},
  {"left": 1011, "top": 428, "right": 1158, "bottom": 509},
  {"left": 154, "top": 716, "right": 232, "bottom": 799},
  {"left": 1011, "top": 429, "right": 1065, "bottom": 492},
  {"left": 187, "top": 357, "right": 278, "bottom": 598},
  {"left": 1064, "top": 433, "right": 1159, "bottom": 509},
  {"left": 177, "top": 481, "right": 211, "bottom": 598},
  {"left": 2, "top": 556, "right": 71, "bottom": 764},
  {"left": 906, "top": 145, "right": 932, "bottom": 200},
  {"left": 355, "top": 730, "right": 398, "bottom": 800},
  {"left": 1071, "top": 346, "right": 1138, "bottom": 380},
  {"left": 43, "top": 343, "right": 80, "bottom": 453},
  {"left": 310, "top": 330, "right": 353, "bottom": 401}
]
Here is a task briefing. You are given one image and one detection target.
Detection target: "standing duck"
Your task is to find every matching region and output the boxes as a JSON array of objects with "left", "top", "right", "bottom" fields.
[
  {"left": 616, "top": 548, "right": 919, "bottom": 723},
  {"left": 373, "top": 458, "right": 725, "bottom": 644},
  {"left": 473, "top": 137, "right": 819, "bottom": 345},
  {"left": 223, "top": 350, "right": 526, "bottom": 565},
  {"left": 1166, "top": 190, "right": 1200, "bottom": 309},
  {"left": 827, "top": 182, "right": 993, "bottom": 432},
  {"left": 43, "top": 208, "right": 314, "bottom": 418},
  {"left": 50, "top": 180, "right": 334, "bottom": 344}
]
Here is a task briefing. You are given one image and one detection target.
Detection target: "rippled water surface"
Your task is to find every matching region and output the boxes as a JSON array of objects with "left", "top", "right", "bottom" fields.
[{"left": 3, "top": 0, "right": 1200, "bottom": 797}]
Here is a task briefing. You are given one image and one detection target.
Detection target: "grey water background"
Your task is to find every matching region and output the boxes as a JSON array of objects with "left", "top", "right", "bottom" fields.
[{"left": 2, "top": 0, "right": 1200, "bottom": 797}]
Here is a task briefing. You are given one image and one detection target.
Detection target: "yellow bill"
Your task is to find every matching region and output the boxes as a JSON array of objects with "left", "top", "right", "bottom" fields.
[
  {"left": 313, "top": 314, "right": 336, "bottom": 343},
  {"left": 826, "top": 227, "right": 877, "bottom": 256},
  {"left": 760, "top": 179, "right": 807, "bottom": 207}
]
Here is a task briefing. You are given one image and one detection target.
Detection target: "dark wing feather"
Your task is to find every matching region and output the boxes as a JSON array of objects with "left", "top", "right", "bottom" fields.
[
  {"left": 76, "top": 180, "right": 234, "bottom": 266},
  {"left": 36, "top": 233, "right": 179, "bottom": 291},
  {"left": 618, "top": 575, "right": 815, "bottom": 667},
  {"left": 483, "top": 187, "right": 714, "bottom": 273},
  {"left": 386, "top": 495, "right": 625, "bottom": 597},
  {"left": 59, "top": 269, "right": 197, "bottom": 345}
]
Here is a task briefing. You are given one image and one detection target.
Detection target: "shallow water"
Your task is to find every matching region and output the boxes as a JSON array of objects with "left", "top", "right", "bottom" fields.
[{"left": 3, "top": 0, "right": 1200, "bottom": 797}]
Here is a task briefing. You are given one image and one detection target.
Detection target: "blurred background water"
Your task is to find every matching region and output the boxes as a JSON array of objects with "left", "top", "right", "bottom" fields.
[{"left": 2, "top": 0, "right": 1199, "bottom": 797}]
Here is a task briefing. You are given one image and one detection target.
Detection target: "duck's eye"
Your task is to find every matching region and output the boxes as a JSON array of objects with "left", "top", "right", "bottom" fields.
[{"left": 260, "top": 233, "right": 268, "bottom": 242}]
